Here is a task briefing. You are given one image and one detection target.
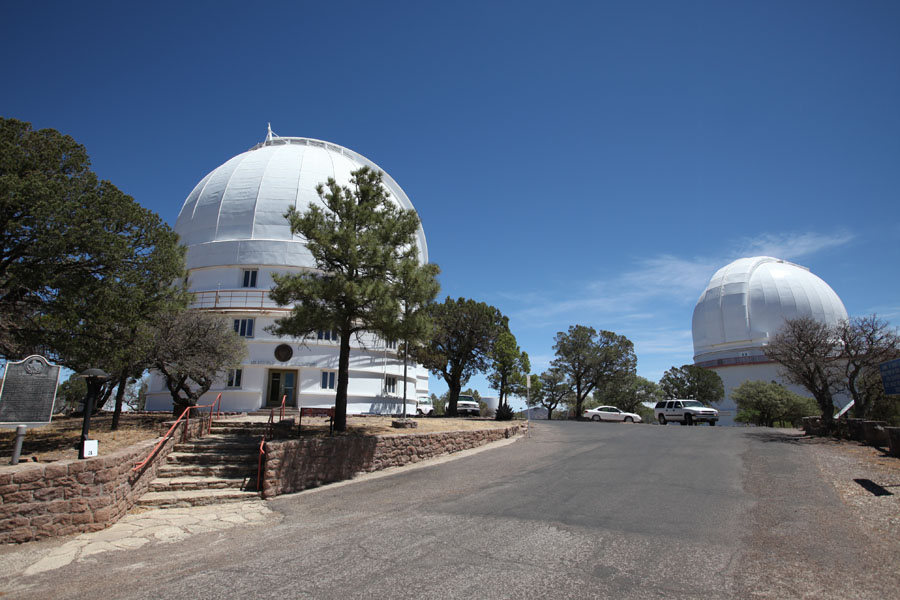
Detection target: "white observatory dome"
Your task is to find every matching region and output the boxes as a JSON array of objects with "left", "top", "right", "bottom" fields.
[
  {"left": 174, "top": 133, "right": 427, "bottom": 270},
  {"left": 692, "top": 256, "right": 848, "bottom": 361}
]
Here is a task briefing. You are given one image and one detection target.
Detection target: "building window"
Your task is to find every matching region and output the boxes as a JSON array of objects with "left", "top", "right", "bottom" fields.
[
  {"left": 226, "top": 369, "right": 242, "bottom": 388},
  {"left": 386, "top": 339, "right": 398, "bottom": 350},
  {"left": 233, "top": 318, "right": 254, "bottom": 338},
  {"left": 317, "top": 330, "right": 338, "bottom": 342},
  {"left": 321, "top": 371, "right": 336, "bottom": 390},
  {"left": 242, "top": 269, "right": 258, "bottom": 288},
  {"left": 385, "top": 376, "right": 397, "bottom": 394}
]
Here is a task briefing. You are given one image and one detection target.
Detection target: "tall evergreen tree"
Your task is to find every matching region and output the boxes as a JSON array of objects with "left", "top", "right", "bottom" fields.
[
  {"left": 488, "top": 330, "right": 530, "bottom": 408},
  {"left": 268, "top": 167, "right": 438, "bottom": 432}
]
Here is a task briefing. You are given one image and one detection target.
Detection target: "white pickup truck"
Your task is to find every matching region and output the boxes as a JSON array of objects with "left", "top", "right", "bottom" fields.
[
  {"left": 415, "top": 397, "right": 434, "bottom": 416},
  {"left": 456, "top": 395, "right": 481, "bottom": 417},
  {"left": 654, "top": 399, "right": 718, "bottom": 426}
]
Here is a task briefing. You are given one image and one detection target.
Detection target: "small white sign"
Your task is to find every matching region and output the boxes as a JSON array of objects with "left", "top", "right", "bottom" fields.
[{"left": 82, "top": 439, "right": 99, "bottom": 457}]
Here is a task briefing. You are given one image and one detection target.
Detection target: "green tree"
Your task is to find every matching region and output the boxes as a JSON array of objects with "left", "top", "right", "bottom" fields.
[
  {"left": 148, "top": 311, "right": 247, "bottom": 415},
  {"left": 415, "top": 297, "right": 507, "bottom": 417},
  {"left": 598, "top": 374, "right": 662, "bottom": 414},
  {"left": 659, "top": 364, "right": 724, "bottom": 405},
  {"left": 429, "top": 392, "right": 446, "bottom": 416},
  {"left": 0, "top": 117, "right": 189, "bottom": 428},
  {"left": 551, "top": 325, "right": 637, "bottom": 419},
  {"left": 732, "top": 380, "right": 817, "bottom": 427},
  {"left": 764, "top": 317, "right": 843, "bottom": 427},
  {"left": 488, "top": 330, "right": 530, "bottom": 408},
  {"left": 528, "top": 369, "right": 570, "bottom": 420},
  {"left": 268, "top": 167, "right": 438, "bottom": 432},
  {"left": 56, "top": 372, "right": 87, "bottom": 414}
]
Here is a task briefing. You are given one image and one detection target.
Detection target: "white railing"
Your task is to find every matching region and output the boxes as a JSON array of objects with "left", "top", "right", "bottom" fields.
[{"left": 189, "top": 290, "right": 291, "bottom": 312}]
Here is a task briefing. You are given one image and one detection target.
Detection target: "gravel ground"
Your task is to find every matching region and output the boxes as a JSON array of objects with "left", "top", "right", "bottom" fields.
[{"left": 736, "top": 430, "right": 900, "bottom": 599}]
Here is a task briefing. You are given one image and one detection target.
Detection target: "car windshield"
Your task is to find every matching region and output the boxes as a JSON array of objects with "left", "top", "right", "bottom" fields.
[{"left": 682, "top": 401, "right": 704, "bottom": 408}]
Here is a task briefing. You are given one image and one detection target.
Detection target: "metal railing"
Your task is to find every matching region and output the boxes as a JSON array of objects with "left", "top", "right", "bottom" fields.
[
  {"left": 257, "top": 395, "right": 287, "bottom": 493},
  {"left": 133, "top": 393, "right": 223, "bottom": 472},
  {"left": 189, "top": 290, "right": 291, "bottom": 312}
]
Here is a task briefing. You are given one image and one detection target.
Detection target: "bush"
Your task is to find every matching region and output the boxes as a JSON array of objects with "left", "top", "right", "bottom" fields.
[{"left": 495, "top": 403, "right": 515, "bottom": 421}]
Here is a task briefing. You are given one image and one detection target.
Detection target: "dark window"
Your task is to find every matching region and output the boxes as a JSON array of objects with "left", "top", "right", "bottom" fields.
[
  {"left": 318, "top": 330, "right": 339, "bottom": 342},
  {"left": 321, "top": 371, "right": 335, "bottom": 389},
  {"left": 226, "top": 369, "right": 242, "bottom": 387},
  {"left": 242, "top": 269, "right": 258, "bottom": 288},
  {"left": 385, "top": 376, "right": 397, "bottom": 394},
  {"left": 233, "top": 319, "right": 254, "bottom": 337}
]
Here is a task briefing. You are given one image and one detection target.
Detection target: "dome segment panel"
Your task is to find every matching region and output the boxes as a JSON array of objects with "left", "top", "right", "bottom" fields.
[
  {"left": 251, "top": 145, "right": 307, "bottom": 240},
  {"left": 216, "top": 148, "right": 274, "bottom": 241}
]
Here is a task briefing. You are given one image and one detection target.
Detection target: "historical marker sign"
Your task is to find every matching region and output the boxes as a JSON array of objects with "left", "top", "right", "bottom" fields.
[
  {"left": 880, "top": 357, "right": 900, "bottom": 396},
  {"left": 0, "top": 355, "right": 61, "bottom": 425}
]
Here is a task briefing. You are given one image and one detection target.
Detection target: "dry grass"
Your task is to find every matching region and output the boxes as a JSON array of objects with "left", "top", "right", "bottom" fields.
[{"left": 0, "top": 414, "right": 173, "bottom": 463}]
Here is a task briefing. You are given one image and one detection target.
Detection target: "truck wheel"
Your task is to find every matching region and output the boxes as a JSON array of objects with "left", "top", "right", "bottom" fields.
[
  {"left": 685, "top": 414, "right": 693, "bottom": 426},
  {"left": 710, "top": 421, "right": 716, "bottom": 426},
  {"left": 658, "top": 414, "right": 666, "bottom": 425}
]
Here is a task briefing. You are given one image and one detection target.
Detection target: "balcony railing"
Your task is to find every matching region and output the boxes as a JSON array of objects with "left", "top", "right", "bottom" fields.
[{"left": 189, "top": 289, "right": 291, "bottom": 312}]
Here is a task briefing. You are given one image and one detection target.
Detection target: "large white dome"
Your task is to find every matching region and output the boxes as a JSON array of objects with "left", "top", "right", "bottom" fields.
[
  {"left": 692, "top": 256, "right": 848, "bottom": 360},
  {"left": 175, "top": 134, "right": 427, "bottom": 269}
]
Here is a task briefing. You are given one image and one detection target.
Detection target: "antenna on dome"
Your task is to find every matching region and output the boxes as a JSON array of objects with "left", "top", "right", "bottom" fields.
[{"left": 266, "top": 123, "right": 279, "bottom": 143}]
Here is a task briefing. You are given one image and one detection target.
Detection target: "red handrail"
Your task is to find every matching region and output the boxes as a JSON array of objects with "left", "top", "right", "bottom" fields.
[
  {"left": 257, "top": 395, "right": 287, "bottom": 493},
  {"left": 132, "top": 394, "right": 223, "bottom": 472}
]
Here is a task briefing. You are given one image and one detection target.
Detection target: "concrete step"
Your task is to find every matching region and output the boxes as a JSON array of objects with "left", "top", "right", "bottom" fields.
[
  {"left": 157, "top": 464, "right": 259, "bottom": 479},
  {"left": 209, "top": 424, "right": 271, "bottom": 435},
  {"left": 175, "top": 436, "right": 259, "bottom": 453},
  {"left": 166, "top": 452, "right": 259, "bottom": 466},
  {"left": 136, "top": 489, "right": 259, "bottom": 508},
  {"left": 149, "top": 476, "right": 248, "bottom": 492}
]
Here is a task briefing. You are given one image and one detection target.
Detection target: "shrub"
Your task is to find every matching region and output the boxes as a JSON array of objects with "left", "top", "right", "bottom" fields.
[{"left": 495, "top": 403, "right": 515, "bottom": 421}]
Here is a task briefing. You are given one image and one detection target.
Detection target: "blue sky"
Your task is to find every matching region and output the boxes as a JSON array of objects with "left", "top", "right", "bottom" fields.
[{"left": 3, "top": 1, "right": 899, "bottom": 407}]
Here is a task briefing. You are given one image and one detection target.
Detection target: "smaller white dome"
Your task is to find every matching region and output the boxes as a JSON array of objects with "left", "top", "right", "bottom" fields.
[{"left": 692, "top": 256, "right": 848, "bottom": 360}]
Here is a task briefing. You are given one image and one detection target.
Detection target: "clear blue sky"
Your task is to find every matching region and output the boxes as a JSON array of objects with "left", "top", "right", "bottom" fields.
[{"left": 3, "top": 1, "right": 899, "bottom": 408}]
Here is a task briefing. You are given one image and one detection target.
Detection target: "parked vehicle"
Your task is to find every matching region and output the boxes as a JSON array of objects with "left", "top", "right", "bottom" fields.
[
  {"left": 654, "top": 399, "right": 718, "bottom": 425},
  {"left": 416, "top": 397, "right": 434, "bottom": 416},
  {"left": 583, "top": 406, "right": 642, "bottom": 423},
  {"left": 456, "top": 395, "right": 481, "bottom": 417}
]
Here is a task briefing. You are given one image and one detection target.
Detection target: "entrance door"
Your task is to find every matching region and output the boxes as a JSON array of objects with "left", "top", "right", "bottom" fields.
[{"left": 267, "top": 370, "right": 297, "bottom": 407}]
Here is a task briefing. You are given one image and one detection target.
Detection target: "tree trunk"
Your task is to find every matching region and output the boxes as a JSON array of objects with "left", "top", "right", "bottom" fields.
[
  {"left": 447, "top": 379, "right": 461, "bottom": 417},
  {"left": 547, "top": 407, "right": 554, "bottom": 420},
  {"left": 111, "top": 371, "right": 128, "bottom": 431},
  {"left": 334, "top": 330, "right": 352, "bottom": 432}
]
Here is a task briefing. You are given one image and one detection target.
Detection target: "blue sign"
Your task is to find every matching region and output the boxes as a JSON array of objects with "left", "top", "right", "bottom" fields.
[{"left": 880, "top": 358, "right": 900, "bottom": 396}]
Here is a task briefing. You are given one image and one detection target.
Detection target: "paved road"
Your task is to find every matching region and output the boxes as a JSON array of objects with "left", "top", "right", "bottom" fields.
[{"left": 1, "top": 422, "right": 894, "bottom": 599}]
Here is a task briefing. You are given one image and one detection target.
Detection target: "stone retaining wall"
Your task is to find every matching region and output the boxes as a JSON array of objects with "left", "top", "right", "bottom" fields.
[
  {"left": 261, "top": 424, "right": 525, "bottom": 498},
  {"left": 0, "top": 418, "right": 206, "bottom": 544}
]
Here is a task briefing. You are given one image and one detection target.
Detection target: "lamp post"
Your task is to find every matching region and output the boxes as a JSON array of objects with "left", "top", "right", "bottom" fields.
[{"left": 78, "top": 368, "right": 108, "bottom": 459}]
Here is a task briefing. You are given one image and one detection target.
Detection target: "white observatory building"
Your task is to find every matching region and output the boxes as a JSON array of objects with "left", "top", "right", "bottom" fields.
[
  {"left": 145, "top": 130, "right": 430, "bottom": 414},
  {"left": 691, "top": 256, "right": 849, "bottom": 425}
]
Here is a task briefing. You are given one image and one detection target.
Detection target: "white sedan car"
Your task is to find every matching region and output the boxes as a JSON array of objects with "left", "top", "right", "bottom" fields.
[{"left": 584, "top": 406, "right": 642, "bottom": 423}]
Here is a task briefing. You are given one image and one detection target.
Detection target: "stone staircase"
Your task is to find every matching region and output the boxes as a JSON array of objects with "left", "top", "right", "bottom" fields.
[{"left": 136, "top": 421, "right": 269, "bottom": 509}]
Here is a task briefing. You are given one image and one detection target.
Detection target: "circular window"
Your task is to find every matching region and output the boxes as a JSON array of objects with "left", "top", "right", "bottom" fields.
[{"left": 274, "top": 344, "right": 293, "bottom": 362}]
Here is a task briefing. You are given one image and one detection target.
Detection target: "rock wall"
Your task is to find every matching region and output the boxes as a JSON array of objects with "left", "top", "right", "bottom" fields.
[
  {"left": 261, "top": 424, "right": 524, "bottom": 498},
  {"left": 0, "top": 418, "right": 206, "bottom": 544}
]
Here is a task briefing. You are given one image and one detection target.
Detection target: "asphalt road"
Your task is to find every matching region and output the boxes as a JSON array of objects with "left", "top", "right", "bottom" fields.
[{"left": 3, "top": 421, "right": 894, "bottom": 599}]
